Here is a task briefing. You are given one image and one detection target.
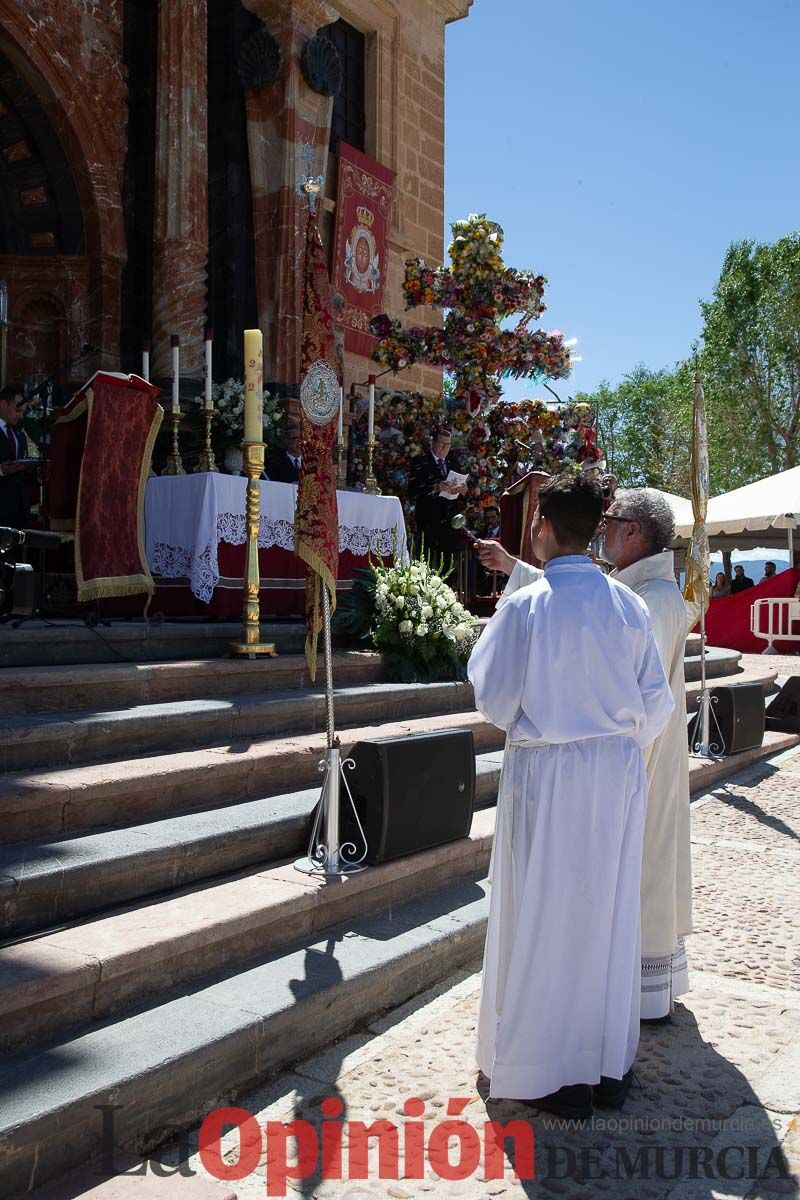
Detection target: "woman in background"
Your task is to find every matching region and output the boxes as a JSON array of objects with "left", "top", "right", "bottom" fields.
[{"left": 710, "top": 572, "right": 730, "bottom": 599}]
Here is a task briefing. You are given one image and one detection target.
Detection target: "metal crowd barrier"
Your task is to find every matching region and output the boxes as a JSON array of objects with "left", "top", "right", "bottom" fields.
[{"left": 750, "top": 596, "right": 800, "bottom": 653}]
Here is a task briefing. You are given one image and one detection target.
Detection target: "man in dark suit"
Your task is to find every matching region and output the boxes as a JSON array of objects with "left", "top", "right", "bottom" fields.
[
  {"left": 265, "top": 419, "right": 302, "bottom": 483},
  {"left": 730, "top": 564, "right": 755, "bottom": 594},
  {"left": 482, "top": 504, "right": 501, "bottom": 540},
  {"left": 407, "top": 426, "right": 467, "bottom": 562},
  {"left": 0, "top": 385, "right": 31, "bottom": 528}
]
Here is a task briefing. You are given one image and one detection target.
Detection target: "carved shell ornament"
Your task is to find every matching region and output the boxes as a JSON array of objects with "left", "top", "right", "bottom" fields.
[
  {"left": 238, "top": 28, "right": 283, "bottom": 89},
  {"left": 300, "top": 34, "right": 342, "bottom": 97},
  {"left": 301, "top": 360, "right": 340, "bottom": 425}
]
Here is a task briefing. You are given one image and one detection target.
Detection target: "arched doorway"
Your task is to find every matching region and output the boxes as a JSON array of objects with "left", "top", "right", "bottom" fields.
[
  {"left": 0, "top": 7, "right": 127, "bottom": 394},
  {"left": 0, "top": 48, "right": 88, "bottom": 395}
]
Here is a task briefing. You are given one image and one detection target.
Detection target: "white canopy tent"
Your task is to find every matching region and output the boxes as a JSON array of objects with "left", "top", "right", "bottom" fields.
[
  {"left": 671, "top": 466, "right": 800, "bottom": 553},
  {"left": 656, "top": 490, "right": 695, "bottom": 534}
]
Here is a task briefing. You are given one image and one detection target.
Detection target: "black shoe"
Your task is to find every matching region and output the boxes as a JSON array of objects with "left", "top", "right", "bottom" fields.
[
  {"left": 524, "top": 1084, "right": 593, "bottom": 1120},
  {"left": 641, "top": 1012, "right": 673, "bottom": 1025},
  {"left": 593, "top": 1069, "right": 635, "bottom": 1110}
]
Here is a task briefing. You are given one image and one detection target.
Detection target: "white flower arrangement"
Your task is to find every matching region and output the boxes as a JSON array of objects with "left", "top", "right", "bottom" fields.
[
  {"left": 366, "top": 556, "right": 480, "bottom": 681},
  {"left": 204, "top": 378, "right": 285, "bottom": 448}
]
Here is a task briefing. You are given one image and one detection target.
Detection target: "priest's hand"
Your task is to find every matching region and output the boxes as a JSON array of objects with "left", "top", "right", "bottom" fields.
[
  {"left": 1, "top": 460, "right": 28, "bottom": 476},
  {"left": 475, "top": 539, "right": 517, "bottom": 576}
]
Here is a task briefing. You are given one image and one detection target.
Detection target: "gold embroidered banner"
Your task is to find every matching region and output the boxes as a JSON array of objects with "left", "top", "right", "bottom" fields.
[
  {"left": 332, "top": 142, "right": 395, "bottom": 358},
  {"left": 295, "top": 212, "right": 340, "bottom": 678}
]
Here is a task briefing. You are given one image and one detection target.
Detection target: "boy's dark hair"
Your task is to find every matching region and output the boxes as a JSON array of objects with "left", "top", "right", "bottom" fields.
[{"left": 537, "top": 472, "right": 602, "bottom": 548}]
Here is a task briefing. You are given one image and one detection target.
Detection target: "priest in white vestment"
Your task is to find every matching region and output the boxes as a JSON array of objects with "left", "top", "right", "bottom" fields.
[
  {"left": 469, "top": 474, "right": 674, "bottom": 1120},
  {"left": 600, "top": 489, "right": 693, "bottom": 1020},
  {"left": 477, "top": 487, "right": 693, "bottom": 1024}
]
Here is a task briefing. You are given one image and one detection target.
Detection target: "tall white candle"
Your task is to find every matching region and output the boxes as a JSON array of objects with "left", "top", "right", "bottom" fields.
[
  {"left": 243, "top": 328, "right": 263, "bottom": 443},
  {"left": 337, "top": 386, "right": 343, "bottom": 440},
  {"left": 142, "top": 340, "right": 150, "bottom": 383},
  {"left": 204, "top": 326, "right": 213, "bottom": 411},
  {"left": 368, "top": 374, "right": 376, "bottom": 441},
  {"left": 171, "top": 335, "right": 180, "bottom": 414}
]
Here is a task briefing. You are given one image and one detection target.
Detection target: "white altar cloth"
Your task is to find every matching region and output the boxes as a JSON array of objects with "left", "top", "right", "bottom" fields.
[{"left": 144, "top": 473, "right": 408, "bottom": 603}]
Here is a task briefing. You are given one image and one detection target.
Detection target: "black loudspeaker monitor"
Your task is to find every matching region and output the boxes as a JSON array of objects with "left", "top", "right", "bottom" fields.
[
  {"left": 340, "top": 729, "right": 476, "bottom": 865},
  {"left": 689, "top": 683, "right": 765, "bottom": 755},
  {"left": 765, "top": 676, "right": 800, "bottom": 733}
]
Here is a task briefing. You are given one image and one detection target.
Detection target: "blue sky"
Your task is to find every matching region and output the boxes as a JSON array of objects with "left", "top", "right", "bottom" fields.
[{"left": 444, "top": 0, "right": 800, "bottom": 404}]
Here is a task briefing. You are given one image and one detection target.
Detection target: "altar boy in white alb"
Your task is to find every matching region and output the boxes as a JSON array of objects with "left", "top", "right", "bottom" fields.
[{"left": 468, "top": 474, "right": 674, "bottom": 1120}]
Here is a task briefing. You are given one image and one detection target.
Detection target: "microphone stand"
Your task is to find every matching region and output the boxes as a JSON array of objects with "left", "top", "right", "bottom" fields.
[{"left": 35, "top": 380, "right": 52, "bottom": 613}]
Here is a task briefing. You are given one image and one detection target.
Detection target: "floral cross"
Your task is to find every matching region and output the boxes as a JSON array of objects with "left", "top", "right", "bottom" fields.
[{"left": 370, "top": 213, "right": 572, "bottom": 414}]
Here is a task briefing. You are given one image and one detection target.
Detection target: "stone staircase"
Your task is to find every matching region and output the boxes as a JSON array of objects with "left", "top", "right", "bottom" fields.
[{"left": 0, "top": 623, "right": 789, "bottom": 1197}]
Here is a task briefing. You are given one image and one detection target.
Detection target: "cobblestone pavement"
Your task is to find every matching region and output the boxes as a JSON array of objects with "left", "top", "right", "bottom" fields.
[{"left": 159, "top": 745, "right": 800, "bottom": 1200}]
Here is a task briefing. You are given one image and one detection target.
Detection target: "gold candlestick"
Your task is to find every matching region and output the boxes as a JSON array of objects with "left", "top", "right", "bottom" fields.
[
  {"left": 364, "top": 436, "right": 381, "bottom": 496},
  {"left": 194, "top": 408, "right": 218, "bottom": 473},
  {"left": 163, "top": 411, "right": 185, "bottom": 475},
  {"left": 228, "top": 441, "right": 277, "bottom": 659}
]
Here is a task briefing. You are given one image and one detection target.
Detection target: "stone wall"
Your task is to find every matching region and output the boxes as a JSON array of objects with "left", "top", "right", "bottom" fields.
[
  {"left": 0, "top": 0, "right": 472, "bottom": 402},
  {"left": 332, "top": 0, "right": 473, "bottom": 400},
  {"left": 0, "top": 0, "right": 127, "bottom": 379}
]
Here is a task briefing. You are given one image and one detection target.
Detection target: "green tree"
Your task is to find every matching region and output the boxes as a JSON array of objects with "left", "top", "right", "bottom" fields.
[
  {"left": 700, "top": 234, "right": 800, "bottom": 489},
  {"left": 577, "top": 362, "right": 693, "bottom": 493}
]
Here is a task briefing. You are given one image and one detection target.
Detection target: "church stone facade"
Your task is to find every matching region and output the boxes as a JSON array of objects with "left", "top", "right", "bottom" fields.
[{"left": 0, "top": 0, "right": 472, "bottom": 402}]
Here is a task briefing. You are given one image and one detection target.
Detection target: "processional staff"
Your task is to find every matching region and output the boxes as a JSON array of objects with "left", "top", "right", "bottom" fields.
[{"left": 293, "top": 143, "right": 368, "bottom": 877}]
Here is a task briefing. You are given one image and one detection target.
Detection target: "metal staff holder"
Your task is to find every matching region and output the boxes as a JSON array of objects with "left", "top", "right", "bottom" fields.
[
  {"left": 294, "top": 585, "right": 369, "bottom": 876},
  {"left": 689, "top": 603, "right": 726, "bottom": 759}
]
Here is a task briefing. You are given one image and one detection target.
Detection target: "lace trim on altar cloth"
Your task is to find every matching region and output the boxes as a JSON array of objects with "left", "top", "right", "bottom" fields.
[
  {"left": 150, "top": 519, "right": 399, "bottom": 604},
  {"left": 149, "top": 541, "right": 219, "bottom": 604},
  {"left": 215, "top": 513, "right": 398, "bottom": 557}
]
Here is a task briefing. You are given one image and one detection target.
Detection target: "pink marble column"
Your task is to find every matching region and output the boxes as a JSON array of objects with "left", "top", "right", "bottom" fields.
[
  {"left": 151, "top": 0, "right": 208, "bottom": 379},
  {"left": 242, "top": 0, "right": 338, "bottom": 393}
]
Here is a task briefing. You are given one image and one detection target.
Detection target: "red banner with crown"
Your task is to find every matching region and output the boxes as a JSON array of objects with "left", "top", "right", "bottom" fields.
[{"left": 332, "top": 143, "right": 395, "bottom": 358}]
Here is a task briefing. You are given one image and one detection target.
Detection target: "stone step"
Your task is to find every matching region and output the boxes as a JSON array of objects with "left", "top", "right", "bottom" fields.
[
  {"left": 0, "top": 877, "right": 490, "bottom": 1199},
  {"left": 3, "top": 661, "right": 777, "bottom": 846},
  {"left": 685, "top": 632, "right": 702, "bottom": 656},
  {"left": 1, "top": 708, "right": 500, "bottom": 847},
  {"left": 0, "top": 799, "right": 498, "bottom": 1054},
  {"left": 0, "top": 652, "right": 385, "bottom": 717},
  {"left": 0, "top": 678, "right": 475, "bottom": 773},
  {"left": 0, "top": 620, "right": 309, "bottom": 669},
  {"left": 683, "top": 646, "right": 742, "bottom": 683},
  {"left": 2, "top": 730, "right": 796, "bottom": 1059},
  {"left": 685, "top": 661, "right": 778, "bottom": 712},
  {"left": 0, "top": 721, "right": 504, "bottom": 934},
  {"left": 1, "top": 635, "right": 737, "bottom": 721}
]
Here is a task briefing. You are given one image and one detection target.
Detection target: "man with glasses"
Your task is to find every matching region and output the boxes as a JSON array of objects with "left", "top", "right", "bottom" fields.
[
  {"left": 0, "top": 385, "right": 32, "bottom": 528},
  {"left": 599, "top": 490, "right": 692, "bottom": 1024},
  {"left": 477, "top": 487, "right": 693, "bottom": 1026}
]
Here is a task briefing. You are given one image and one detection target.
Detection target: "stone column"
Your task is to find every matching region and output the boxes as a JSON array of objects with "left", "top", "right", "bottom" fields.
[
  {"left": 151, "top": 0, "right": 209, "bottom": 380},
  {"left": 241, "top": 0, "right": 338, "bottom": 396}
]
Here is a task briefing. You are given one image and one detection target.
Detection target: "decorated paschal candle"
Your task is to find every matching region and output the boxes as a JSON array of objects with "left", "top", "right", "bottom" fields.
[
  {"left": 171, "top": 335, "right": 180, "bottom": 413},
  {"left": 243, "top": 328, "right": 263, "bottom": 443},
  {"left": 368, "top": 374, "right": 376, "bottom": 441},
  {"left": 204, "top": 327, "right": 213, "bottom": 411}
]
